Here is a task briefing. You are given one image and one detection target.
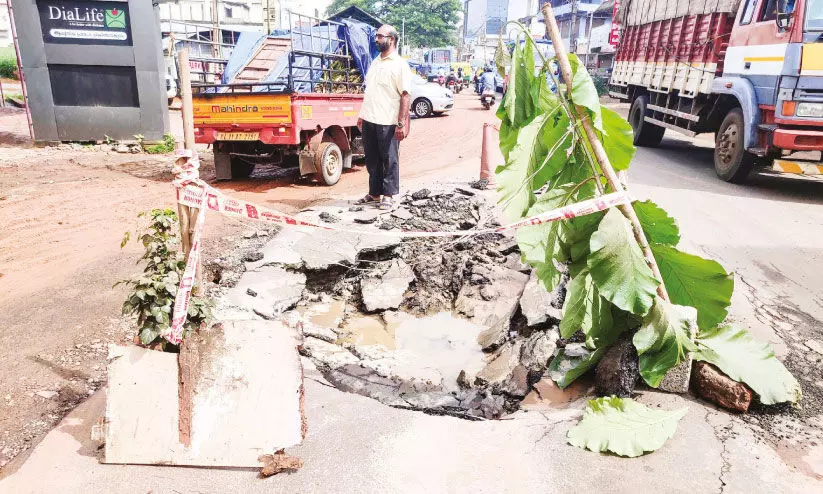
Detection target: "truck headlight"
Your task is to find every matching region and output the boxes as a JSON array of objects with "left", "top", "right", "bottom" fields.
[{"left": 796, "top": 103, "right": 823, "bottom": 118}]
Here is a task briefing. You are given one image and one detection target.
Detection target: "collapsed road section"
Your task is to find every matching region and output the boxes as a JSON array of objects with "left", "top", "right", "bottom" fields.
[{"left": 210, "top": 185, "right": 573, "bottom": 419}]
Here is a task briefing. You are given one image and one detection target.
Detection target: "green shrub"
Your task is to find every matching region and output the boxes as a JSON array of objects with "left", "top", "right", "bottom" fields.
[
  {"left": 142, "top": 133, "right": 177, "bottom": 154},
  {"left": 0, "top": 49, "right": 18, "bottom": 79},
  {"left": 117, "top": 209, "right": 211, "bottom": 350}
]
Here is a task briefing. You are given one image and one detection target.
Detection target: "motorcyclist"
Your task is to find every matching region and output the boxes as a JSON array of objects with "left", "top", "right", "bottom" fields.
[
  {"left": 479, "top": 67, "right": 496, "bottom": 95},
  {"left": 446, "top": 70, "right": 458, "bottom": 86}
]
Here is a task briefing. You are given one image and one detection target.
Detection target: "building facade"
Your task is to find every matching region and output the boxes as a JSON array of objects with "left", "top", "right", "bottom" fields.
[{"left": 1, "top": 1, "right": 11, "bottom": 48}]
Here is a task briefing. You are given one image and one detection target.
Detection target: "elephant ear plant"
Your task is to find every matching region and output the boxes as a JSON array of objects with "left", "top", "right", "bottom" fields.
[
  {"left": 117, "top": 208, "right": 211, "bottom": 350},
  {"left": 495, "top": 23, "right": 800, "bottom": 455}
]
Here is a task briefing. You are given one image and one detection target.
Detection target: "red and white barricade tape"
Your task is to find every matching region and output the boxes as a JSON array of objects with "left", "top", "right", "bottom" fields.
[{"left": 166, "top": 181, "right": 630, "bottom": 344}]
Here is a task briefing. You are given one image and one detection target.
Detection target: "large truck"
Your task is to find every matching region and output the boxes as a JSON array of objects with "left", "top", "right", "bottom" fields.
[
  {"left": 609, "top": 0, "right": 823, "bottom": 182},
  {"left": 192, "top": 13, "right": 374, "bottom": 185}
]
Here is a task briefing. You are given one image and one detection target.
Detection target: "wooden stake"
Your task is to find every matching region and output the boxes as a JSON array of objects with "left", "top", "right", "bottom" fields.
[
  {"left": 176, "top": 48, "right": 203, "bottom": 295},
  {"left": 541, "top": 3, "right": 670, "bottom": 302}
]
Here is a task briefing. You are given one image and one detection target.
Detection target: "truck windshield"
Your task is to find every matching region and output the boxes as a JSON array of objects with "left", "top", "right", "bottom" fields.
[{"left": 807, "top": 0, "right": 823, "bottom": 31}]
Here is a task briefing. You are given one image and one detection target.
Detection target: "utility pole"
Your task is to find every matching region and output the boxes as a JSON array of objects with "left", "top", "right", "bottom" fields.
[
  {"left": 401, "top": 18, "right": 405, "bottom": 55},
  {"left": 265, "top": 0, "right": 270, "bottom": 34}
]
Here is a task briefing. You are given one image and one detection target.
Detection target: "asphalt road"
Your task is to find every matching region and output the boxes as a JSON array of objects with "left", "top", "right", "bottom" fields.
[{"left": 2, "top": 98, "right": 822, "bottom": 492}]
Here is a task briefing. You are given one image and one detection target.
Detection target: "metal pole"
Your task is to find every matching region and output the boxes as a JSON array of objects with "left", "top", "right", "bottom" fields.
[
  {"left": 211, "top": 0, "right": 219, "bottom": 57},
  {"left": 401, "top": 18, "right": 405, "bottom": 55},
  {"left": 542, "top": 3, "right": 669, "bottom": 301},
  {"left": 6, "top": 0, "right": 32, "bottom": 139},
  {"left": 265, "top": 0, "right": 270, "bottom": 34}
]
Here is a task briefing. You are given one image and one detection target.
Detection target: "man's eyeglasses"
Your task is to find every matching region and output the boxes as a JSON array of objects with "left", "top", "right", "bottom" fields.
[{"left": 375, "top": 34, "right": 394, "bottom": 40}]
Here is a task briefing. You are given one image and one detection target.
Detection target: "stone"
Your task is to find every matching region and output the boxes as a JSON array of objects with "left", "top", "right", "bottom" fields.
[
  {"left": 503, "top": 252, "right": 530, "bottom": 273},
  {"left": 455, "top": 265, "right": 529, "bottom": 350},
  {"left": 114, "top": 144, "right": 130, "bottom": 153},
  {"left": 354, "top": 212, "right": 379, "bottom": 224},
  {"left": 454, "top": 187, "right": 475, "bottom": 196},
  {"left": 301, "top": 324, "right": 337, "bottom": 343},
  {"left": 400, "top": 391, "right": 461, "bottom": 410},
  {"left": 658, "top": 305, "right": 699, "bottom": 393},
  {"left": 391, "top": 208, "right": 413, "bottom": 221},
  {"left": 805, "top": 339, "right": 823, "bottom": 355},
  {"left": 319, "top": 212, "right": 340, "bottom": 223},
  {"left": 595, "top": 336, "right": 639, "bottom": 398},
  {"left": 411, "top": 199, "right": 429, "bottom": 207},
  {"left": 246, "top": 288, "right": 257, "bottom": 297},
  {"left": 502, "top": 364, "right": 530, "bottom": 397},
  {"left": 478, "top": 393, "right": 506, "bottom": 419},
  {"left": 519, "top": 271, "right": 564, "bottom": 326},
  {"left": 301, "top": 337, "right": 360, "bottom": 369},
  {"left": 243, "top": 251, "right": 264, "bottom": 263},
  {"left": 692, "top": 361, "right": 752, "bottom": 413},
  {"left": 36, "top": 390, "right": 58, "bottom": 399},
  {"left": 520, "top": 329, "right": 559, "bottom": 372},
  {"left": 348, "top": 205, "right": 364, "bottom": 212},
  {"left": 360, "top": 259, "right": 415, "bottom": 312},
  {"left": 475, "top": 341, "right": 523, "bottom": 388},
  {"left": 411, "top": 188, "right": 430, "bottom": 200},
  {"left": 224, "top": 265, "right": 306, "bottom": 318}
]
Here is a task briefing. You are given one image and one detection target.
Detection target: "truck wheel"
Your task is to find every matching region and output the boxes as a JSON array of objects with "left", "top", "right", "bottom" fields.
[
  {"left": 629, "top": 95, "right": 665, "bottom": 147},
  {"left": 316, "top": 141, "right": 342, "bottom": 186},
  {"left": 714, "top": 108, "right": 755, "bottom": 183},
  {"left": 413, "top": 98, "right": 432, "bottom": 118}
]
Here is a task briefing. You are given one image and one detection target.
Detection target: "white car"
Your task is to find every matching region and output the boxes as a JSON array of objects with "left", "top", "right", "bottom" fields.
[{"left": 410, "top": 77, "right": 453, "bottom": 118}]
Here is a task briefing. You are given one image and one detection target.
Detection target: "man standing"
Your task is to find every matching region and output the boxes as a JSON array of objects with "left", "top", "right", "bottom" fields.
[{"left": 356, "top": 24, "right": 412, "bottom": 210}]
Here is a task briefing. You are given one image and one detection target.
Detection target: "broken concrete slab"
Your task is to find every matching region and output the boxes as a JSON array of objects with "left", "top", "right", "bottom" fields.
[
  {"left": 455, "top": 265, "right": 529, "bottom": 350},
  {"left": 301, "top": 337, "right": 360, "bottom": 369},
  {"left": 475, "top": 340, "right": 523, "bottom": 389},
  {"left": 250, "top": 228, "right": 400, "bottom": 271},
  {"left": 692, "top": 361, "right": 752, "bottom": 413},
  {"left": 104, "top": 320, "right": 304, "bottom": 467},
  {"left": 519, "top": 329, "right": 559, "bottom": 373},
  {"left": 223, "top": 265, "right": 306, "bottom": 318},
  {"left": 519, "top": 271, "right": 564, "bottom": 326},
  {"left": 361, "top": 259, "right": 415, "bottom": 312}
]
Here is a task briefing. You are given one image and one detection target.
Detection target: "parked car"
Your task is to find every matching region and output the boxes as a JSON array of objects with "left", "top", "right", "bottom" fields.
[{"left": 410, "top": 77, "right": 453, "bottom": 118}]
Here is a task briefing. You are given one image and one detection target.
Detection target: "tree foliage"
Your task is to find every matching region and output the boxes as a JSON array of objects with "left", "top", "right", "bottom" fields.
[
  {"left": 496, "top": 24, "right": 799, "bottom": 403},
  {"left": 325, "top": 0, "right": 461, "bottom": 48}
]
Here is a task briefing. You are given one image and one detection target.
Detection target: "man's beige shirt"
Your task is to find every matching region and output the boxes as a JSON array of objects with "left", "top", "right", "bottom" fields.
[{"left": 359, "top": 50, "right": 412, "bottom": 126}]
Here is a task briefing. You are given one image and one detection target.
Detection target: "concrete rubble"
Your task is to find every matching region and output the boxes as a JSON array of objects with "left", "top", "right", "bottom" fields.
[{"left": 691, "top": 361, "right": 753, "bottom": 413}]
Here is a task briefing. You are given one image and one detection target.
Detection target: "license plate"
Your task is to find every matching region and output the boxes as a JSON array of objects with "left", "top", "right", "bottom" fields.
[{"left": 216, "top": 132, "right": 259, "bottom": 141}]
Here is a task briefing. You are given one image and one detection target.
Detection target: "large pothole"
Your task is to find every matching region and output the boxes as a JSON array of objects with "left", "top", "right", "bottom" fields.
[{"left": 212, "top": 185, "right": 568, "bottom": 419}]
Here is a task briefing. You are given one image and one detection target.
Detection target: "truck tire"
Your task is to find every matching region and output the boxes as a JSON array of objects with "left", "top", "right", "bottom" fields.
[
  {"left": 230, "top": 158, "right": 255, "bottom": 179},
  {"left": 714, "top": 108, "right": 755, "bottom": 183},
  {"left": 629, "top": 95, "right": 665, "bottom": 147},
  {"left": 315, "top": 141, "right": 343, "bottom": 186}
]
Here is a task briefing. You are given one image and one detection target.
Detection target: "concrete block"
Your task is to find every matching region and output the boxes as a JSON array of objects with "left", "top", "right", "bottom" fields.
[{"left": 103, "top": 320, "right": 304, "bottom": 467}]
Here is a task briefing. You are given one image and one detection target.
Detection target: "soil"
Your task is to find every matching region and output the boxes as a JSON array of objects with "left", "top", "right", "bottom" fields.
[{"left": 0, "top": 92, "right": 498, "bottom": 474}]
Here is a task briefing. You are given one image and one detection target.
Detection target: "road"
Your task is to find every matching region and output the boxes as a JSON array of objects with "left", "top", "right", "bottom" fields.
[{"left": 1, "top": 94, "right": 822, "bottom": 491}]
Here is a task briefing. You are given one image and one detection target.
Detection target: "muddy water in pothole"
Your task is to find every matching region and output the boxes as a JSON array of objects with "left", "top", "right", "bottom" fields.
[{"left": 308, "top": 304, "right": 488, "bottom": 391}]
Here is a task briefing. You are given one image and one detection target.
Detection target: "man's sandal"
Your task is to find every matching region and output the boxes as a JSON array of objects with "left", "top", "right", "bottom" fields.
[
  {"left": 355, "top": 194, "right": 380, "bottom": 205},
  {"left": 378, "top": 196, "right": 393, "bottom": 211}
]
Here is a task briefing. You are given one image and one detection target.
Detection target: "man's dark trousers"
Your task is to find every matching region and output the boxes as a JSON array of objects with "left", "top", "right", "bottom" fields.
[{"left": 362, "top": 120, "right": 399, "bottom": 197}]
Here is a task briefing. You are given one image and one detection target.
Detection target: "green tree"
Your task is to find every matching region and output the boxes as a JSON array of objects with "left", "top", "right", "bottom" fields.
[{"left": 325, "top": 0, "right": 461, "bottom": 48}]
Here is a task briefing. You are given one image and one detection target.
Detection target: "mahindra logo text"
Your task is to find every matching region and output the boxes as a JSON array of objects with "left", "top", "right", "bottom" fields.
[{"left": 211, "top": 105, "right": 259, "bottom": 113}]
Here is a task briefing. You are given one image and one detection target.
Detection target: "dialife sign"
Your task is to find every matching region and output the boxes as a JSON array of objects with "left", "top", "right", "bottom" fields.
[{"left": 37, "top": 0, "right": 132, "bottom": 46}]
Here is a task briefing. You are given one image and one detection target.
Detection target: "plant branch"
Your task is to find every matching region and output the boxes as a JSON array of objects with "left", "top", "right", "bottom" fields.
[{"left": 541, "top": 3, "right": 669, "bottom": 302}]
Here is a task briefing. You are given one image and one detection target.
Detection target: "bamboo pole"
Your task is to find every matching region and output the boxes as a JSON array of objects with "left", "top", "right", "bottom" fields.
[
  {"left": 176, "top": 48, "right": 203, "bottom": 295},
  {"left": 541, "top": 3, "right": 670, "bottom": 302}
]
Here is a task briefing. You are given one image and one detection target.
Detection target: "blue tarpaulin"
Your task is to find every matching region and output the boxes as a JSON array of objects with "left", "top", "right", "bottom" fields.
[{"left": 219, "top": 18, "right": 377, "bottom": 93}]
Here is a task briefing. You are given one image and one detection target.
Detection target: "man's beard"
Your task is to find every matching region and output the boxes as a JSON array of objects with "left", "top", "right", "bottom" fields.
[{"left": 376, "top": 40, "right": 390, "bottom": 52}]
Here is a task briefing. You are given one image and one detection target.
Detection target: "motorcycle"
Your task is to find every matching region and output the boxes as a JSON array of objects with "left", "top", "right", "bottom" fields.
[
  {"left": 480, "top": 89, "right": 496, "bottom": 110},
  {"left": 447, "top": 79, "right": 460, "bottom": 93}
]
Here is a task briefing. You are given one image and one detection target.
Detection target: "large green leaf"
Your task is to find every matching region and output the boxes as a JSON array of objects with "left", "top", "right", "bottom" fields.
[
  {"left": 600, "top": 107, "right": 636, "bottom": 171},
  {"left": 695, "top": 326, "right": 802, "bottom": 404},
  {"left": 559, "top": 269, "right": 617, "bottom": 349},
  {"left": 516, "top": 185, "right": 575, "bottom": 288},
  {"left": 548, "top": 345, "right": 606, "bottom": 389},
  {"left": 498, "top": 118, "right": 518, "bottom": 161},
  {"left": 588, "top": 209, "right": 659, "bottom": 315},
  {"left": 502, "top": 39, "right": 535, "bottom": 128},
  {"left": 568, "top": 396, "right": 688, "bottom": 457},
  {"left": 567, "top": 54, "right": 602, "bottom": 131},
  {"left": 634, "top": 200, "right": 680, "bottom": 246},
  {"left": 652, "top": 244, "right": 733, "bottom": 330},
  {"left": 497, "top": 109, "right": 572, "bottom": 221},
  {"left": 633, "top": 298, "right": 698, "bottom": 387}
]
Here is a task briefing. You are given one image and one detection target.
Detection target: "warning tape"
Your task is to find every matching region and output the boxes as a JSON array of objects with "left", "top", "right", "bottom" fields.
[{"left": 166, "top": 181, "right": 630, "bottom": 344}]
